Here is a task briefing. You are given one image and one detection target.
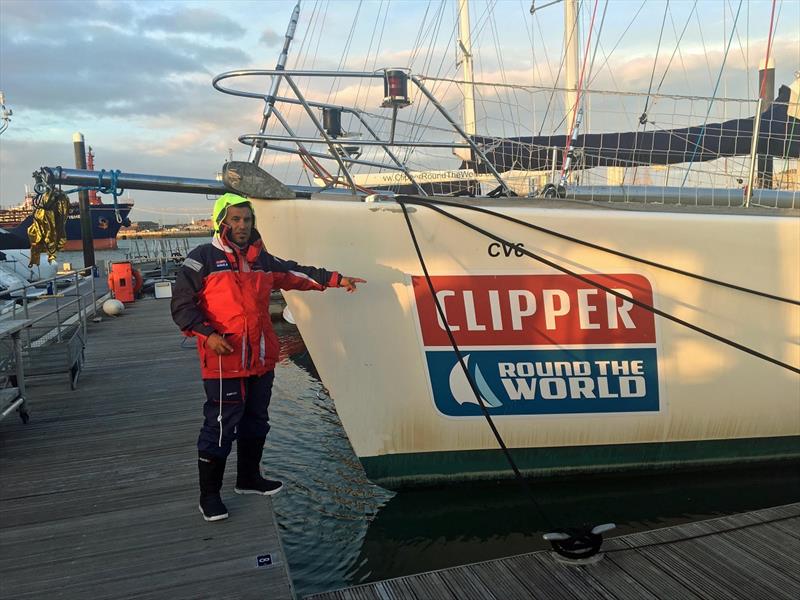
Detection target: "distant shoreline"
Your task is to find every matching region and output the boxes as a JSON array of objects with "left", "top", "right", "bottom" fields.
[{"left": 120, "top": 231, "right": 213, "bottom": 239}]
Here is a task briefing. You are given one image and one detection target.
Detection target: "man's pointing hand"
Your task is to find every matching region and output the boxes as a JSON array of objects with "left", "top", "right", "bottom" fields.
[{"left": 339, "top": 276, "right": 366, "bottom": 293}]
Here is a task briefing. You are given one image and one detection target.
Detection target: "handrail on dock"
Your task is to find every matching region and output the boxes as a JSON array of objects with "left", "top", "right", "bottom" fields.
[{"left": 1, "top": 268, "right": 104, "bottom": 391}]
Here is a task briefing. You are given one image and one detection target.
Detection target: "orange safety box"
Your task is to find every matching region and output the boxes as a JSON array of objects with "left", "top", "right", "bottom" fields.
[{"left": 108, "top": 262, "right": 137, "bottom": 303}]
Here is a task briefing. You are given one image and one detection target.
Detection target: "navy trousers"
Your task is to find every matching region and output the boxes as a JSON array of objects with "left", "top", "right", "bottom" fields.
[{"left": 198, "top": 370, "right": 275, "bottom": 459}]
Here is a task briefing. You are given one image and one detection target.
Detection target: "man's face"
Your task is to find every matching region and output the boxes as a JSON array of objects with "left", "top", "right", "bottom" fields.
[{"left": 223, "top": 205, "right": 253, "bottom": 245}]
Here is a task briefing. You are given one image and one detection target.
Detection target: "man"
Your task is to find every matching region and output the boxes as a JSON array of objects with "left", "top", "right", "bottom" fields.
[{"left": 171, "top": 193, "right": 365, "bottom": 522}]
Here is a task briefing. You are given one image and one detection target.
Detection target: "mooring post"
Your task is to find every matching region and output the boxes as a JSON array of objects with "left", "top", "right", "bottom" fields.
[{"left": 72, "top": 132, "right": 96, "bottom": 269}]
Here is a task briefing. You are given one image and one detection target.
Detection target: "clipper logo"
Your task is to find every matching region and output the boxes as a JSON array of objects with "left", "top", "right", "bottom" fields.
[{"left": 413, "top": 274, "right": 660, "bottom": 417}]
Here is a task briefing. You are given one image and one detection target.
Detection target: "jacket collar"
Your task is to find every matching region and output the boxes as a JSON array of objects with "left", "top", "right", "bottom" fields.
[{"left": 213, "top": 223, "right": 264, "bottom": 262}]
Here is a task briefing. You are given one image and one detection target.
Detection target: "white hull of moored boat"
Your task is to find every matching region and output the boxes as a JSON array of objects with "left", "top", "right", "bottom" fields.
[{"left": 259, "top": 196, "right": 798, "bottom": 488}]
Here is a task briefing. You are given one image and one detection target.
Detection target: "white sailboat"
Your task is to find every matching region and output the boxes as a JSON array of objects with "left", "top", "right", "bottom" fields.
[
  {"left": 232, "top": 0, "right": 800, "bottom": 488},
  {"left": 37, "top": 0, "right": 800, "bottom": 489}
]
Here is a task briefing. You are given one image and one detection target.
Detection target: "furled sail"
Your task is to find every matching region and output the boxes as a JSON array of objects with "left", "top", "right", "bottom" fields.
[{"left": 470, "top": 84, "right": 800, "bottom": 173}]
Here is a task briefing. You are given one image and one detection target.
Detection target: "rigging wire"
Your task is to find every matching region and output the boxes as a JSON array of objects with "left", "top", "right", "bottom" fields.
[
  {"left": 654, "top": 1, "right": 698, "bottom": 97},
  {"left": 639, "top": 0, "right": 671, "bottom": 125},
  {"left": 326, "top": 0, "right": 364, "bottom": 105},
  {"left": 694, "top": 6, "right": 716, "bottom": 91},
  {"left": 629, "top": 0, "right": 671, "bottom": 185},
  {"left": 395, "top": 195, "right": 800, "bottom": 375},
  {"left": 758, "top": 0, "right": 778, "bottom": 101},
  {"left": 681, "top": 0, "right": 744, "bottom": 185},
  {"left": 395, "top": 195, "right": 800, "bottom": 306},
  {"left": 398, "top": 200, "right": 555, "bottom": 529},
  {"left": 585, "top": 0, "right": 646, "bottom": 90},
  {"left": 726, "top": 0, "right": 751, "bottom": 89},
  {"left": 403, "top": 0, "right": 449, "bottom": 164},
  {"left": 666, "top": 4, "right": 692, "bottom": 92},
  {"left": 584, "top": 0, "right": 608, "bottom": 86}
]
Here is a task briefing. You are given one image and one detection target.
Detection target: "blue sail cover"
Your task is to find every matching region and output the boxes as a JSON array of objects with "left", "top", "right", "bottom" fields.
[{"left": 470, "top": 85, "right": 799, "bottom": 172}]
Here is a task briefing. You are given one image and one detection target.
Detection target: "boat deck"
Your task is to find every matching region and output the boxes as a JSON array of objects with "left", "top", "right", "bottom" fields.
[
  {"left": 0, "top": 298, "right": 294, "bottom": 599},
  {"left": 307, "top": 503, "right": 800, "bottom": 600}
]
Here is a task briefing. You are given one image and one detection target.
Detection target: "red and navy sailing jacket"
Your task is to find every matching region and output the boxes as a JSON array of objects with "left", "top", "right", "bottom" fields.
[{"left": 171, "top": 226, "right": 340, "bottom": 379}]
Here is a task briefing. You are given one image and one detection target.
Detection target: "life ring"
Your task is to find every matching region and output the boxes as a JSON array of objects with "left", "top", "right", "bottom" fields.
[
  {"left": 106, "top": 268, "right": 144, "bottom": 297},
  {"left": 132, "top": 269, "right": 143, "bottom": 294}
]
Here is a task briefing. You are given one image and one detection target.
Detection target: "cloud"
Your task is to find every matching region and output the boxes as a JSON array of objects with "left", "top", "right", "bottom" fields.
[
  {"left": 0, "top": 22, "right": 250, "bottom": 118},
  {"left": 2, "top": 0, "right": 106, "bottom": 22},
  {"left": 260, "top": 29, "right": 282, "bottom": 47},
  {"left": 138, "top": 7, "right": 246, "bottom": 37}
]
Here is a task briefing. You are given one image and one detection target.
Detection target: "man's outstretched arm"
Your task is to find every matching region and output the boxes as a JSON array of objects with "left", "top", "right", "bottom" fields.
[{"left": 269, "top": 255, "right": 365, "bottom": 292}]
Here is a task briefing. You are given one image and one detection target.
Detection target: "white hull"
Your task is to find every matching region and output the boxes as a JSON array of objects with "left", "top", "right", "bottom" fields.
[{"left": 254, "top": 195, "right": 800, "bottom": 488}]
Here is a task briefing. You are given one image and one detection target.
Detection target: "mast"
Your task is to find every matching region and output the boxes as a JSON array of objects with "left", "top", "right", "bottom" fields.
[
  {"left": 248, "top": 1, "right": 301, "bottom": 166},
  {"left": 564, "top": 0, "right": 579, "bottom": 134},
  {"left": 455, "top": 0, "right": 476, "bottom": 161}
]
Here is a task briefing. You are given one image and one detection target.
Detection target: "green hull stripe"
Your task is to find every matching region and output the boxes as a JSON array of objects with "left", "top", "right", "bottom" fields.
[{"left": 360, "top": 436, "right": 800, "bottom": 489}]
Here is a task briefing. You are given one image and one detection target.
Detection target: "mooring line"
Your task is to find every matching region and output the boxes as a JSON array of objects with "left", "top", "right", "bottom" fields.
[
  {"left": 396, "top": 198, "right": 799, "bottom": 375},
  {"left": 398, "top": 201, "right": 555, "bottom": 530},
  {"left": 397, "top": 195, "right": 800, "bottom": 306}
]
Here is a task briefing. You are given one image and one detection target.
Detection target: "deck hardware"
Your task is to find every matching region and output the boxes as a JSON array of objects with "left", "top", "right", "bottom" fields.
[{"left": 544, "top": 522, "right": 616, "bottom": 560}]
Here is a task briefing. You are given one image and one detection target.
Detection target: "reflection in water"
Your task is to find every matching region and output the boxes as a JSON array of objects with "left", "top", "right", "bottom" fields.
[
  {"left": 266, "top": 322, "right": 800, "bottom": 597},
  {"left": 266, "top": 323, "right": 393, "bottom": 598}
]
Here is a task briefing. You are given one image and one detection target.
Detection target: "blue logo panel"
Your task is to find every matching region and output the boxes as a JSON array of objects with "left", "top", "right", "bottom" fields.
[{"left": 426, "top": 348, "right": 659, "bottom": 416}]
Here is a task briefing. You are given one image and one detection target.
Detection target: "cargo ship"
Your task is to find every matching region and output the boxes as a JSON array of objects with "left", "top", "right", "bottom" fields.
[
  {"left": 0, "top": 147, "right": 133, "bottom": 250},
  {"left": 0, "top": 194, "right": 133, "bottom": 251}
]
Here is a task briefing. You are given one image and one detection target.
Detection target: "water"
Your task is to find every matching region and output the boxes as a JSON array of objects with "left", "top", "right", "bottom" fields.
[
  {"left": 85, "top": 239, "right": 800, "bottom": 598},
  {"left": 58, "top": 236, "right": 210, "bottom": 269},
  {"left": 267, "top": 322, "right": 800, "bottom": 597}
]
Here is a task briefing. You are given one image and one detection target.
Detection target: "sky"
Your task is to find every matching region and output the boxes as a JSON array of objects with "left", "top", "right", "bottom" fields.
[{"left": 1, "top": 0, "right": 797, "bottom": 222}]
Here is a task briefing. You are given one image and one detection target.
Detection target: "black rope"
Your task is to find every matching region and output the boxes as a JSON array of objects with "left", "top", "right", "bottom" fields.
[
  {"left": 398, "top": 201, "right": 554, "bottom": 529},
  {"left": 396, "top": 195, "right": 800, "bottom": 306},
  {"left": 396, "top": 197, "right": 800, "bottom": 375},
  {"left": 605, "top": 511, "right": 799, "bottom": 553}
]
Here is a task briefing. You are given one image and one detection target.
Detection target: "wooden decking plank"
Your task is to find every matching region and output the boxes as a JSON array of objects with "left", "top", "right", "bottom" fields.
[
  {"left": 719, "top": 526, "right": 800, "bottom": 582},
  {"left": 0, "top": 497, "right": 282, "bottom": 570},
  {"left": 469, "top": 559, "right": 546, "bottom": 600},
  {"left": 509, "top": 553, "right": 613, "bottom": 599},
  {"left": 497, "top": 553, "right": 582, "bottom": 600},
  {"left": 748, "top": 504, "right": 800, "bottom": 520},
  {"left": 435, "top": 564, "right": 501, "bottom": 599},
  {"left": 400, "top": 571, "right": 458, "bottom": 599},
  {"left": 310, "top": 505, "right": 800, "bottom": 600},
  {"left": 675, "top": 517, "right": 800, "bottom": 586},
  {"left": 375, "top": 578, "right": 424, "bottom": 600},
  {"left": 5, "top": 528, "right": 286, "bottom": 597},
  {"left": 579, "top": 554, "right": 661, "bottom": 600},
  {"left": 604, "top": 546, "right": 701, "bottom": 599},
  {"left": 669, "top": 522, "right": 799, "bottom": 597},
  {"left": 765, "top": 517, "right": 800, "bottom": 540},
  {"left": 309, "top": 575, "right": 426, "bottom": 600},
  {"left": 13, "top": 553, "right": 291, "bottom": 600},
  {"left": 1, "top": 299, "right": 294, "bottom": 600},
  {"left": 632, "top": 526, "right": 789, "bottom": 600},
  {"left": 631, "top": 544, "right": 744, "bottom": 600}
]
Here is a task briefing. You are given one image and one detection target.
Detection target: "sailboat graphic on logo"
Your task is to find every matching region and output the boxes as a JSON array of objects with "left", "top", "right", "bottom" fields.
[{"left": 448, "top": 354, "right": 504, "bottom": 409}]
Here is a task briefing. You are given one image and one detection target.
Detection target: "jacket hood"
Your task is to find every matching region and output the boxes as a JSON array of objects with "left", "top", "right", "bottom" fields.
[{"left": 212, "top": 193, "right": 255, "bottom": 232}]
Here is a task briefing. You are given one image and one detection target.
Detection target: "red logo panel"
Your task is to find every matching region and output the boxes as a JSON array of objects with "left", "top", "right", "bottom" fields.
[{"left": 413, "top": 274, "right": 656, "bottom": 346}]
